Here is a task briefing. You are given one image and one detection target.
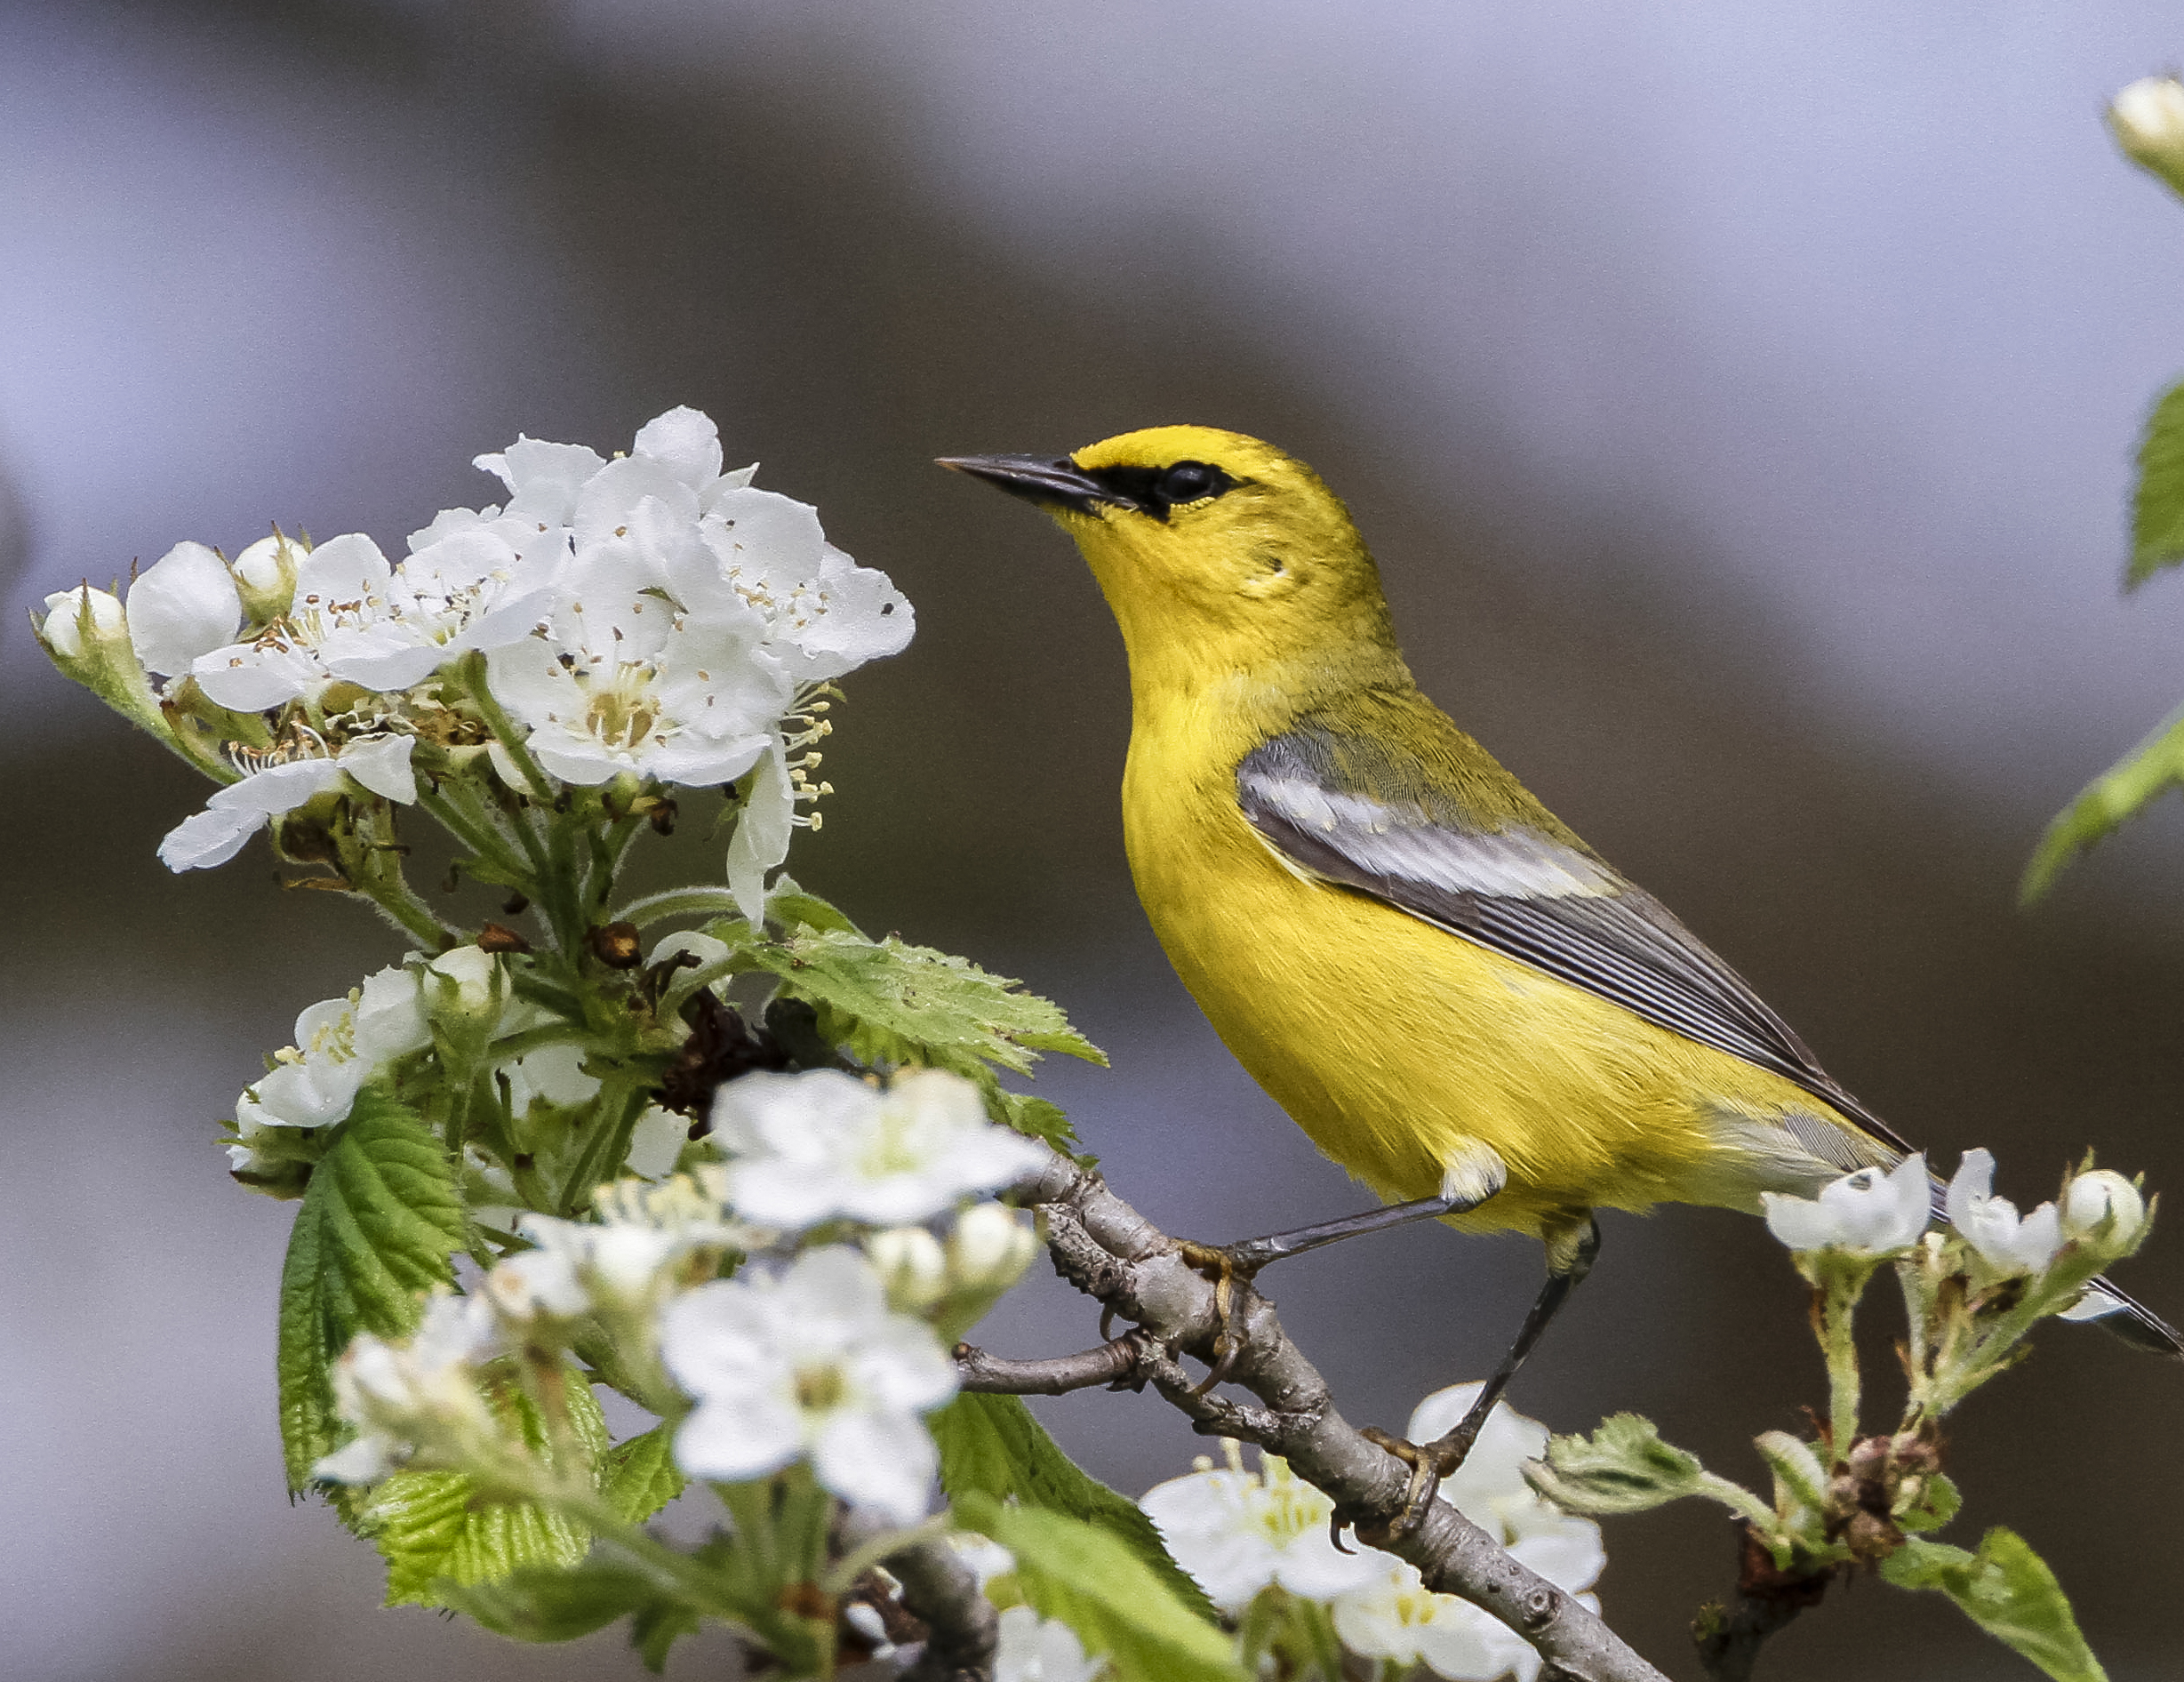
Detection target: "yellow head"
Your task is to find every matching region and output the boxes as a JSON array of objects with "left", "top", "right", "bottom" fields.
[{"left": 940, "top": 425, "right": 1401, "bottom": 698}]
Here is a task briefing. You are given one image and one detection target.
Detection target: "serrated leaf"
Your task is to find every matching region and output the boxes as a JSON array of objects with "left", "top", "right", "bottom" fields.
[
  {"left": 277, "top": 1088, "right": 464, "bottom": 1490},
  {"left": 932, "top": 1394, "right": 1214, "bottom": 1622},
  {"left": 1524, "top": 1414, "right": 1716, "bottom": 1516},
  {"left": 1881, "top": 1527, "right": 2106, "bottom": 1682},
  {"left": 437, "top": 1557, "right": 660, "bottom": 1643},
  {"left": 2130, "top": 380, "right": 2184, "bottom": 587},
  {"left": 764, "top": 876, "right": 864, "bottom": 936},
  {"left": 750, "top": 925, "right": 1104, "bottom": 1077},
  {"left": 370, "top": 1369, "right": 610, "bottom": 1608},
  {"left": 602, "top": 1425, "right": 687, "bottom": 1525},
  {"left": 372, "top": 1470, "right": 592, "bottom": 1606},
  {"left": 2020, "top": 706, "right": 2184, "bottom": 902},
  {"left": 955, "top": 1494, "right": 1246, "bottom": 1682},
  {"left": 985, "top": 1085, "right": 1086, "bottom": 1157}
]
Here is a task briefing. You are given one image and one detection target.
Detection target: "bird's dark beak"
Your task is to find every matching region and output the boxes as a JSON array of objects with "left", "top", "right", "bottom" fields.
[{"left": 935, "top": 453, "right": 1130, "bottom": 516}]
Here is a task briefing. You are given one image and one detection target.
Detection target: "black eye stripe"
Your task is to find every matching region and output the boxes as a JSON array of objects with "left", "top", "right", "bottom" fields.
[{"left": 1078, "top": 459, "right": 1240, "bottom": 520}]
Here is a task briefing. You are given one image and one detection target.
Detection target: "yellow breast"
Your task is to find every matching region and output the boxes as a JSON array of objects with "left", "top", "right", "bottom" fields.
[{"left": 1117, "top": 694, "right": 1843, "bottom": 1240}]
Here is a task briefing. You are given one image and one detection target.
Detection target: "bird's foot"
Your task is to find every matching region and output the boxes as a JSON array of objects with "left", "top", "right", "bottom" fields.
[
  {"left": 1176, "top": 1239, "right": 1264, "bottom": 1396},
  {"left": 1356, "top": 1422, "right": 1484, "bottom": 1537}
]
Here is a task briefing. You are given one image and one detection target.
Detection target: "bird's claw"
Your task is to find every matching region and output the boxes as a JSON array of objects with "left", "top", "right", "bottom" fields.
[
  {"left": 1358, "top": 1421, "right": 1484, "bottom": 1536},
  {"left": 1178, "top": 1239, "right": 1260, "bottom": 1397}
]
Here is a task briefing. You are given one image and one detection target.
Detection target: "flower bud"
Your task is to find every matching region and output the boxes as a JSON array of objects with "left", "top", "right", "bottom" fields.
[
  {"left": 428, "top": 944, "right": 502, "bottom": 1014},
  {"left": 38, "top": 584, "right": 183, "bottom": 749},
  {"left": 424, "top": 945, "right": 508, "bottom": 1070},
  {"left": 39, "top": 585, "right": 124, "bottom": 661},
  {"left": 2112, "top": 76, "right": 2184, "bottom": 199},
  {"left": 2062, "top": 1169, "right": 2148, "bottom": 1248},
  {"left": 231, "top": 530, "right": 301, "bottom": 622},
  {"left": 868, "top": 1225, "right": 949, "bottom": 1311},
  {"left": 948, "top": 1202, "right": 1037, "bottom": 1293}
]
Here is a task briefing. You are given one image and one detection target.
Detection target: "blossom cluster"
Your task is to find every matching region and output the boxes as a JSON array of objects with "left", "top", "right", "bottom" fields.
[
  {"left": 1140, "top": 1388, "right": 1605, "bottom": 1682},
  {"left": 316, "top": 1062, "right": 1044, "bottom": 1529},
  {"left": 1760, "top": 1149, "right": 2148, "bottom": 1286},
  {"left": 38, "top": 406, "right": 911, "bottom": 917}
]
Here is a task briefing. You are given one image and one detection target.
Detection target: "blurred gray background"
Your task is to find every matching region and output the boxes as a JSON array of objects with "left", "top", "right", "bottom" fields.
[{"left": 6, "top": 1, "right": 2184, "bottom": 1677}]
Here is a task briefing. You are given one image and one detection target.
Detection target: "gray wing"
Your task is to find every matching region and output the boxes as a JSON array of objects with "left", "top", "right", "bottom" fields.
[{"left": 1236, "top": 727, "right": 1914, "bottom": 1157}]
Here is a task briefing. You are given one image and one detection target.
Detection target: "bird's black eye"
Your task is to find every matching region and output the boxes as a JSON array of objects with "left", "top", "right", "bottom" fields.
[
  {"left": 1160, "top": 461, "right": 1220, "bottom": 503},
  {"left": 1074, "top": 457, "right": 1240, "bottom": 518}
]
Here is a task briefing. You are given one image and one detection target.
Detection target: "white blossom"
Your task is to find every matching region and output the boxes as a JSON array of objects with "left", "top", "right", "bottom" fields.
[
  {"left": 231, "top": 965, "right": 431, "bottom": 1146},
  {"left": 1945, "top": 1149, "right": 2065, "bottom": 1276},
  {"left": 1761, "top": 1155, "right": 1930, "bottom": 1256},
  {"left": 500, "top": 1040, "right": 602, "bottom": 1114},
  {"left": 713, "top": 1068, "right": 1048, "bottom": 1229},
  {"left": 1139, "top": 1443, "right": 1379, "bottom": 1614},
  {"left": 484, "top": 558, "right": 784, "bottom": 789},
  {"left": 512, "top": 1170, "right": 744, "bottom": 1317},
  {"left": 157, "top": 733, "right": 417, "bottom": 872},
  {"left": 126, "top": 541, "right": 241, "bottom": 679},
  {"left": 189, "top": 524, "right": 560, "bottom": 709},
  {"left": 660, "top": 1245, "right": 956, "bottom": 1526},
  {"left": 994, "top": 1605, "right": 1106, "bottom": 1682},
  {"left": 316, "top": 1291, "right": 499, "bottom": 1483}
]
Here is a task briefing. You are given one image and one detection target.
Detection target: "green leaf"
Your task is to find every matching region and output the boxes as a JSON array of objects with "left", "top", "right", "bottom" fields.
[
  {"left": 1895, "top": 1470, "right": 1963, "bottom": 1534},
  {"left": 2130, "top": 380, "right": 2184, "bottom": 587},
  {"left": 1881, "top": 1528, "right": 2107, "bottom": 1682},
  {"left": 632, "top": 1597, "right": 705, "bottom": 1672},
  {"left": 2020, "top": 706, "right": 2184, "bottom": 902},
  {"left": 932, "top": 1394, "right": 1215, "bottom": 1622},
  {"left": 371, "top": 1470, "right": 592, "bottom": 1606},
  {"left": 276, "top": 1088, "right": 464, "bottom": 1490},
  {"left": 722, "top": 922, "right": 1103, "bottom": 1082},
  {"left": 1525, "top": 1414, "right": 1732, "bottom": 1517},
  {"left": 370, "top": 1369, "right": 610, "bottom": 1608},
  {"left": 601, "top": 1424, "right": 687, "bottom": 1525},
  {"left": 986, "top": 1087, "right": 1090, "bottom": 1158},
  {"left": 764, "top": 876, "right": 865, "bottom": 936},
  {"left": 954, "top": 1494, "right": 1246, "bottom": 1682},
  {"left": 436, "top": 1557, "right": 659, "bottom": 1644}
]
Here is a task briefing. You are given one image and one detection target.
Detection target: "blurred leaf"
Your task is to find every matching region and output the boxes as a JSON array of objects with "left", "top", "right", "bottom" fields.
[
  {"left": 437, "top": 1557, "right": 659, "bottom": 1643},
  {"left": 932, "top": 1394, "right": 1214, "bottom": 1621},
  {"left": 1881, "top": 1528, "right": 2107, "bottom": 1682},
  {"left": 602, "top": 1424, "right": 687, "bottom": 1525},
  {"left": 277, "top": 1088, "right": 463, "bottom": 1491},
  {"left": 955, "top": 1494, "right": 1245, "bottom": 1682},
  {"left": 2131, "top": 381, "right": 2184, "bottom": 587},
  {"left": 632, "top": 1597, "right": 706, "bottom": 1672},
  {"left": 764, "top": 876, "right": 865, "bottom": 936},
  {"left": 2020, "top": 707, "right": 2184, "bottom": 902}
]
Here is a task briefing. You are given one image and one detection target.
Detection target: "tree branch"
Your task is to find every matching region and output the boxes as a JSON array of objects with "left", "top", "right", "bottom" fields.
[
  {"left": 1691, "top": 1525, "right": 1829, "bottom": 1682},
  {"left": 970, "top": 1153, "right": 1671, "bottom": 1682}
]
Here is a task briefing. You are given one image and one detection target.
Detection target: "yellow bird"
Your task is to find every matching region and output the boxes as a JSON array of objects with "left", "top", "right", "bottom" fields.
[{"left": 940, "top": 426, "right": 2177, "bottom": 1471}]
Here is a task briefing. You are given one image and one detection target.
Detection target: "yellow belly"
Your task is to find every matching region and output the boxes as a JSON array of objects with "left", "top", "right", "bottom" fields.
[{"left": 1122, "top": 741, "right": 1851, "bottom": 1241}]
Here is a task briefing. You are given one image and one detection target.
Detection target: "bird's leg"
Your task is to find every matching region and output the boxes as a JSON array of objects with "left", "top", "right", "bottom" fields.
[
  {"left": 1178, "top": 1189, "right": 1497, "bottom": 1396},
  {"left": 1362, "top": 1216, "right": 1603, "bottom": 1534}
]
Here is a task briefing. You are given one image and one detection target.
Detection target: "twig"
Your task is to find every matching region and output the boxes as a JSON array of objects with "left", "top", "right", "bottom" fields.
[
  {"left": 1692, "top": 1524, "right": 1829, "bottom": 1682},
  {"left": 953, "top": 1334, "right": 1153, "bottom": 1395},
  {"left": 965, "top": 1153, "right": 1671, "bottom": 1682}
]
